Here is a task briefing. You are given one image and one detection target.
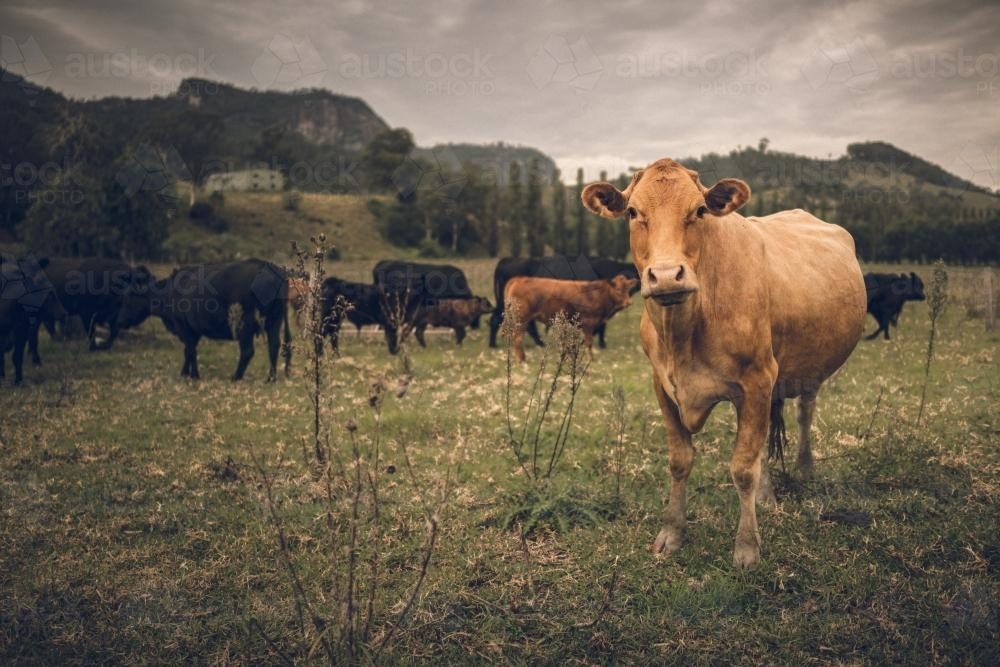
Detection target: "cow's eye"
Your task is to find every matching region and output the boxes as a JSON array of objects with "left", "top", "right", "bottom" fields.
[
  {"left": 696, "top": 205, "right": 707, "bottom": 219},
  {"left": 626, "top": 206, "right": 637, "bottom": 220}
]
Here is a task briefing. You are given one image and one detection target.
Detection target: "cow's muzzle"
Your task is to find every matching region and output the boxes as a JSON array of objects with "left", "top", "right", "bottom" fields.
[{"left": 642, "top": 262, "right": 698, "bottom": 306}]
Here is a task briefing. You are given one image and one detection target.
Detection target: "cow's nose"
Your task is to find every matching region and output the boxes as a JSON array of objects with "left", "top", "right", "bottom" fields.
[
  {"left": 642, "top": 262, "right": 698, "bottom": 304},
  {"left": 646, "top": 263, "right": 685, "bottom": 287}
]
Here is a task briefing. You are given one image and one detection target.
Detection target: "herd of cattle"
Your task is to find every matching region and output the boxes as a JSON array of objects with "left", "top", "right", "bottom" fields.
[
  {"left": 1, "top": 253, "right": 927, "bottom": 387},
  {"left": 0, "top": 254, "right": 647, "bottom": 384}
]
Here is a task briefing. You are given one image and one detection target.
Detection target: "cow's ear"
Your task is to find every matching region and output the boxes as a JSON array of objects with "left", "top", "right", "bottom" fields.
[
  {"left": 704, "top": 178, "right": 751, "bottom": 216},
  {"left": 582, "top": 183, "right": 628, "bottom": 219}
]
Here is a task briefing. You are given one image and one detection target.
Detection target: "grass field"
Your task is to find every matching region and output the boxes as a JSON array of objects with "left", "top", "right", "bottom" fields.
[{"left": 2, "top": 259, "right": 998, "bottom": 665}]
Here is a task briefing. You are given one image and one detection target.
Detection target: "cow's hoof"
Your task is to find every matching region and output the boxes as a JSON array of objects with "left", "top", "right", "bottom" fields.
[
  {"left": 733, "top": 548, "right": 760, "bottom": 569},
  {"left": 733, "top": 534, "right": 761, "bottom": 568},
  {"left": 652, "top": 528, "right": 682, "bottom": 557}
]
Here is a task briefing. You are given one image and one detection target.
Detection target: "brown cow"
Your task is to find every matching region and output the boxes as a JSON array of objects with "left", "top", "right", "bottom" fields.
[
  {"left": 413, "top": 296, "right": 493, "bottom": 347},
  {"left": 503, "top": 274, "right": 637, "bottom": 362},
  {"left": 583, "top": 159, "right": 866, "bottom": 567}
]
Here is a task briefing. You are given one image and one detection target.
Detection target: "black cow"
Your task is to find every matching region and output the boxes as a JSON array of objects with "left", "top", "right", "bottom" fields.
[
  {"left": 372, "top": 260, "right": 474, "bottom": 354},
  {"left": 26, "top": 257, "right": 154, "bottom": 364},
  {"left": 488, "top": 255, "right": 640, "bottom": 348},
  {"left": 864, "top": 272, "right": 926, "bottom": 340},
  {"left": 121, "top": 258, "right": 291, "bottom": 381},
  {"left": 1, "top": 255, "right": 67, "bottom": 385},
  {"left": 319, "top": 277, "right": 384, "bottom": 353}
]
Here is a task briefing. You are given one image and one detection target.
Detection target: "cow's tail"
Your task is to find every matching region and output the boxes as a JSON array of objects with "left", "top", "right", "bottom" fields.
[
  {"left": 767, "top": 399, "right": 787, "bottom": 470},
  {"left": 281, "top": 296, "right": 292, "bottom": 377}
]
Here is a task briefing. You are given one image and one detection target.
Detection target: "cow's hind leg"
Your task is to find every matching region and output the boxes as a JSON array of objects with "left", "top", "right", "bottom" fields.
[
  {"left": 652, "top": 376, "right": 694, "bottom": 557},
  {"left": 454, "top": 326, "right": 465, "bottom": 345},
  {"left": 596, "top": 323, "right": 608, "bottom": 349},
  {"left": 264, "top": 315, "right": 282, "bottom": 382},
  {"left": 12, "top": 329, "right": 26, "bottom": 385},
  {"left": 796, "top": 393, "right": 818, "bottom": 472},
  {"left": 29, "top": 319, "right": 42, "bottom": 366},
  {"left": 488, "top": 309, "right": 502, "bottom": 348},
  {"left": 232, "top": 329, "right": 256, "bottom": 382}
]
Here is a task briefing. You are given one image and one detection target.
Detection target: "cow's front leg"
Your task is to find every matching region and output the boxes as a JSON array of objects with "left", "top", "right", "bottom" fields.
[
  {"left": 512, "top": 325, "right": 526, "bottom": 363},
  {"left": 652, "top": 376, "right": 693, "bottom": 557},
  {"left": 731, "top": 375, "right": 774, "bottom": 568},
  {"left": 232, "top": 333, "right": 255, "bottom": 381}
]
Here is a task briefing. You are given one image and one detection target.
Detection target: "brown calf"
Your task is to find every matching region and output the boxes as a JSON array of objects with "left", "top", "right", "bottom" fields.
[{"left": 503, "top": 274, "right": 637, "bottom": 362}]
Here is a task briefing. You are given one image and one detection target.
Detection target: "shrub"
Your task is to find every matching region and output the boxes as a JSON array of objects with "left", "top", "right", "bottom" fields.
[
  {"left": 417, "top": 238, "right": 446, "bottom": 258},
  {"left": 189, "top": 201, "right": 214, "bottom": 220},
  {"left": 188, "top": 201, "right": 229, "bottom": 233}
]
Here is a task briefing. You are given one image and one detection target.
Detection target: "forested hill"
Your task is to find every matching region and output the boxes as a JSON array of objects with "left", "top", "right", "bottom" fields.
[
  {"left": 412, "top": 143, "right": 558, "bottom": 185},
  {"left": 1, "top": 70, "right": 996, "bottom": 263}
]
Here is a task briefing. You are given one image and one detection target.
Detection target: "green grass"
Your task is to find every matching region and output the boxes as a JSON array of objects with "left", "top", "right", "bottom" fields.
[{"left": 2, "top": 261, "right": 998, "bottom": 664}]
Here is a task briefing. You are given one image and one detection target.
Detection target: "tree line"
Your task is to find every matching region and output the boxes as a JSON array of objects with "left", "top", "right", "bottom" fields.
[{"left": 2, "top": 76, "right": 996, "bottom": 265}]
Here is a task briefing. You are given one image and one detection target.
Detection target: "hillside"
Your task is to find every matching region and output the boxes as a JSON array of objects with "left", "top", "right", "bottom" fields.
[
  {"left": 163, "top": 192, "right": 399, "bottom": 263},
  {"left": 413, "top": 142, "right": 558, "bottom": 184}
]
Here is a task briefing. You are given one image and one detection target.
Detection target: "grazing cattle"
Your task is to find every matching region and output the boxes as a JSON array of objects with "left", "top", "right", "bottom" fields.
[
  {"left": 372, "top": 260, "right": 474, "bottom": 353},
  {"left": 488, "top": 255, "right": 640, "bottom": 349},
  {"left": 864, "top": 272, "right": 925, "bottom": 340},
  {"left": 26, "top": 257, "right": 154, "bottom": 364},
  {"left": 121, "top": 258, "right": 290, "bottom": 381},
  {"left": 319, "top": 277, "right": 384, "bottom": 352},
  {"left": 1, "top": 256, "right": 67, "bottom": 385},
  {"left": 413, "top": 296, "right": 493, "bottom": 347},
  {"left": 503, "top": 275, "right": 636, "bottom": 362},
  {"left": 583, "top": 159, "right": 866, "bottom": 567}
]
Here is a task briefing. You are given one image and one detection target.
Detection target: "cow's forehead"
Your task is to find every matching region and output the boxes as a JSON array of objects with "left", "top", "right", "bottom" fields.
[{"left": 631, "top": 159, "right": 702, "bottom": 203}]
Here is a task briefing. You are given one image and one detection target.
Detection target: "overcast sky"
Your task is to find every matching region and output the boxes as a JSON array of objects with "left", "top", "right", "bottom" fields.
[{"left": 2, "top": 0, "right": 998, "bottom": 190}]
